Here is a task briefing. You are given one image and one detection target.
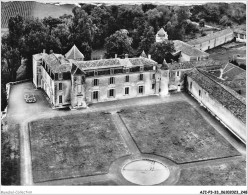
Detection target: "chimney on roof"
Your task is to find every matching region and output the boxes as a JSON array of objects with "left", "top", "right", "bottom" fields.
[
  {"left": 115, "top": 54, "right": 118, "bottom": 58},
  {"left": 148, "top": 54, "right": 151, "bottom": 59},
  {"left": 125, "top": 54, "right": 128, "bottom": 59},
  {"left": 43, "top": 49, "right": 46, "bottom": 53},
  {"left": 100, "top": 55, "right": 103, "bottom": 59},
  {"left": 49, "top": 50, "right": 54, "bottom": 54},
  {"left": 219, "top": 68, "right": 224, "bottom": 79}
]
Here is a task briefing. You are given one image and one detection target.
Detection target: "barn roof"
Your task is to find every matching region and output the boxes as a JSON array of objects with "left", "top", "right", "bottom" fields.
[
  {"left": 173, "top": 40, "right": 209, "bottom": 57},
  {"left": 187, "top": 68, "right": 246, "bottom": 123},
  {"left": 187, "top": 28, "right": 233, "bottom": 46}
]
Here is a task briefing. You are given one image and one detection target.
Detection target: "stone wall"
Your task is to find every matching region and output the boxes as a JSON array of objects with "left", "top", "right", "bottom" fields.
[{"left": 187, "top": 76, "right": 246, "bottom": 143}]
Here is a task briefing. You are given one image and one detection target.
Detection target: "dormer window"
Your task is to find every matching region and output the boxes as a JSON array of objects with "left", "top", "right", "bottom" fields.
[
  {"left": 140, "top": 66, "right": 144, "bottom": 72},
  {"left": 58, "top": 73, "right": 63, "bottom": 80},
  {"left": 126, "top": 68, "right": 129, "bottom": 73}
]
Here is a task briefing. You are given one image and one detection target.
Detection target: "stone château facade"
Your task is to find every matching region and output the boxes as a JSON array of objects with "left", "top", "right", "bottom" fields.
[{"left": 32, "top": 46, "right": 169, "bottom": 109}]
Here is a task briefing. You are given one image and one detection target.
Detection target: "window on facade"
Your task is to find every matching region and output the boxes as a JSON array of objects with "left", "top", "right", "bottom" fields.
[
  {"left": 77, "top": 85, "right": 81, "bottom": 94},
  {"left": 109, "top": 89, "right": 115, "bottom": 97},
  {"left": 190, "top": 82, "right": 192, "bottom": 89},
  {"left": 125, "top": 75, "right": 129, "bottom": 82},
  {"left": 152, "top": 83, "right": 155, "bottom": 89},
  {"left": 59, "top": 95, "right": 63, "bottom": 104},
  {"left": 93, "top": 91, "right": 99, "bottom": 100},
  {"left": 177, "top": 71, "right": 179, "bottom": 76},
  {"left": 199, "top": 90, "right": 201, "bottom": 97},
  {"left": 139, "top": 86, "right": 144, "bottom": 94},
  {"left": 125, "top": 87, "right": 129, "bottom": 95},
  {"left": 152, "top": 74, "right": 155, "bottom": 79},
  {"left": 58, "top": 73, "right": 63, "bottom": 80},
  {"left": 109, "top": 77, "right": 115, "bottom": 84},
  {"left": 93, "top": 79, "right": 99, "bottom": 86},
  {"left": 59, "top": 83, "right": 62, "bottom": 90},
  {"left": 140, "top": 74, "right": 143, "bottom": 81}
]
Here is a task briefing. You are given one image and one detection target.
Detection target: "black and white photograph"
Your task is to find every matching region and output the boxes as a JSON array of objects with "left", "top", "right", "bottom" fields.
[{"left": 1, "top": 0, "right": 247, "bottom": 194}]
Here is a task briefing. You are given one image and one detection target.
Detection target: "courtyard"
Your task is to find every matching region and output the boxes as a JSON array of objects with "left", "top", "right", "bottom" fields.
[
  {"left": 4, "top": 82, "right": 246, "bottom": 186},
  {"left": 25, "top": 91, "right": 245, "bottom": 185}
]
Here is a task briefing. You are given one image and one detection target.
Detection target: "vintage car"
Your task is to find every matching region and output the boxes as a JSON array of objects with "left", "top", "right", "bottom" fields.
[{"left": 24, "top": 93, "right": 36, "bottom": 103}]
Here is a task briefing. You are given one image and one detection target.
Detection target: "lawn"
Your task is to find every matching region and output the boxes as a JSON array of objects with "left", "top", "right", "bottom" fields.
[
  {"left": 176, "top": 158, "right": 246, "bottom": 185},
  {"left": 208, "top": 42, "right": 246, "bottom": 63},
  {"left": 119, "top": 101, "right": 240, "bottom": 163},
  {"left": 29, "top": 112, "right": 130, "bottom": 183}
]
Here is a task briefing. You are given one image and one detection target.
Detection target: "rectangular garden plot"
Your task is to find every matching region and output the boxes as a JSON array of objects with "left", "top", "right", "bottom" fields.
[
  {"left": 176, "top": 158, "right": 246, "bottom": 185},
  {"left": 119, "top": 101, "right": 240, "bottom": 163},
  {"left": 29, "top": 112, "right": 130, "bottom": 183}
]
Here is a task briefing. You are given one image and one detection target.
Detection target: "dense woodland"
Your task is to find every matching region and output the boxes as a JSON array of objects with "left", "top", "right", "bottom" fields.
[{"left": 1, "top": 2, "right": 246, "bottom": 111}]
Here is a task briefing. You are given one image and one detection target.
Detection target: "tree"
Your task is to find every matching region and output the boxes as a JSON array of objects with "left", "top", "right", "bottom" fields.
[
  {"left": 43, "top": 16, "right": 63, "bottom": 34},
  {"left": 149, "top": 41, "right": 175, "bottom": 64},
  {"left": 90, "top": 6, "right": 111, "bottom": 48},
  {"left": 104, "top": 30, "right": 133, "bottom": 58},
  {"left": 1, "top": 85, "right": 7, "bottom": 111},
  {"left": 146, "top": 8, "right": 163, "bottom": 32},
  {"left": 70, "top": 7, "right": 96, "bottom": 59},
  {"left": 1, "top": 39, "right": 22, "bottom": 82},
  {"left": 138, "top": 26, "right": 155, "bottom": 54},
  {"left": 8, "top": 15, "right": 24, "bottom": 49},
  {"left": 175, "top": 7, "right": 191, "bottom": 25},
  {"left": 199, "top": 19, "right": 205, "bottom": 27}
]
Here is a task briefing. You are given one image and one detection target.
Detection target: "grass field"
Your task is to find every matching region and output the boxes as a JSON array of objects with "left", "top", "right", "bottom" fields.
[
  {"left": 29, "top": 112, "right": 130, "bottom": 183},
  {"left": 119, "top": 101, "right": 240, "bottom": 163},
  {"left": 177, "top": 158, "right": 246, "bottom": 185},
  {"left": 208, "top": 42, "right": 246, "bottom": 64}
]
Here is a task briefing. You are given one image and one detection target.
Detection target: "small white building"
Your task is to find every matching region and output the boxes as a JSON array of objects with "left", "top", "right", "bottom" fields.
[
  {"left": 234, "top": 29, "right": 246, "bottom": 43},
  {"left": 156, "top": 28, "right": 168, "bottom": 42}
]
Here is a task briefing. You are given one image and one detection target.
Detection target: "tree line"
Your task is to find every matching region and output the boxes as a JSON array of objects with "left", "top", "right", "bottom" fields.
[{"left": 1, "top": 3, "right": 246, "bottom": 111}]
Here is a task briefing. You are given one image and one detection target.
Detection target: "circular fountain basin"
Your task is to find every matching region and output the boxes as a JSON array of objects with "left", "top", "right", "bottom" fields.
[{"left": 121, "top": 159, "right": 170, "bottom": 185}]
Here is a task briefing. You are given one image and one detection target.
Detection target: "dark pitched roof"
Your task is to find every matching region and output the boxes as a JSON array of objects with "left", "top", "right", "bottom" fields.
[
  {"left": 74, "top": 58, "right": 122, "bottom": 70},
  {"left": 167, "top": 59, "right": 225, "bottom": 71},
  {"left": 74, "top": 57, "right": 157, "bottom": 71},
  {"left": 173, "top": 40, "right": 209, "bottom": 57},
  {"left": 187, "top": 68, "right": 246, "bottom": 123},
  {"left": 43, "top": 53, "right": 71, "bottom": 73},
  {"left": 187, "top": 28, "right": 233, "bottom": 46}
]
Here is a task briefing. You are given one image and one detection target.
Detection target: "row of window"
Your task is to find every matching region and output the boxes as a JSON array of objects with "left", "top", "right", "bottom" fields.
[
  {"left": 92, "top": 86, "right": 145, "bottom": 100},
  {"left": 93, "top": 74, "right": 155, "bottom": 86}
]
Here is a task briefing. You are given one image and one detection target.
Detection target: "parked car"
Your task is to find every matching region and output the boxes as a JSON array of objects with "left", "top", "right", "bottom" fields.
[{"left": 24, "top": 93, "right": 36, "bottom": 103}]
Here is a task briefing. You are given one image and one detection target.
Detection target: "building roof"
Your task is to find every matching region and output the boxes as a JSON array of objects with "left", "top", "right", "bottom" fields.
[
  {"left": 140, "top": 50, "right": 147, "bottom": 58},
  {"left": 43, "top": 53, "right": 71, "bottom": 73},
  {"left": 222, "top": 63, "right": 245, "bottom": 81},
  {"left": 187, "top": 68, "right": 246, "bottom": 124},
  {"left": 234, "top": 29, "right": 246, "bottom": 35},
  {"left": 187, "top": 28, "right": 233, "bottom": 46},
  {"left": 74, "top": 57, "right": 157, "bottom": 71},
  {"left": 167, "top": 59, "right": 225, "bottom": 71},
  {"left": 156, "top": 28, "right": 167, "bottom": 37},
  {"left": 65, "top": 45, "right": 84, "bottom": 60},
  {"left": 173, "top": 40, "right": 209, "bottom": 57}
]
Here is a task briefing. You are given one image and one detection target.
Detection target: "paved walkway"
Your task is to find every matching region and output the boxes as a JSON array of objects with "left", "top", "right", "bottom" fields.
[{"left": 111, "top": 112, "right": 140, "bottom": 155}]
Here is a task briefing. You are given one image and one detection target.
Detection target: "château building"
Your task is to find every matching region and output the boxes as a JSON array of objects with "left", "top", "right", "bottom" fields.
[{"left": 33, "top": 46, "right": 169, "bottom": 109}]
